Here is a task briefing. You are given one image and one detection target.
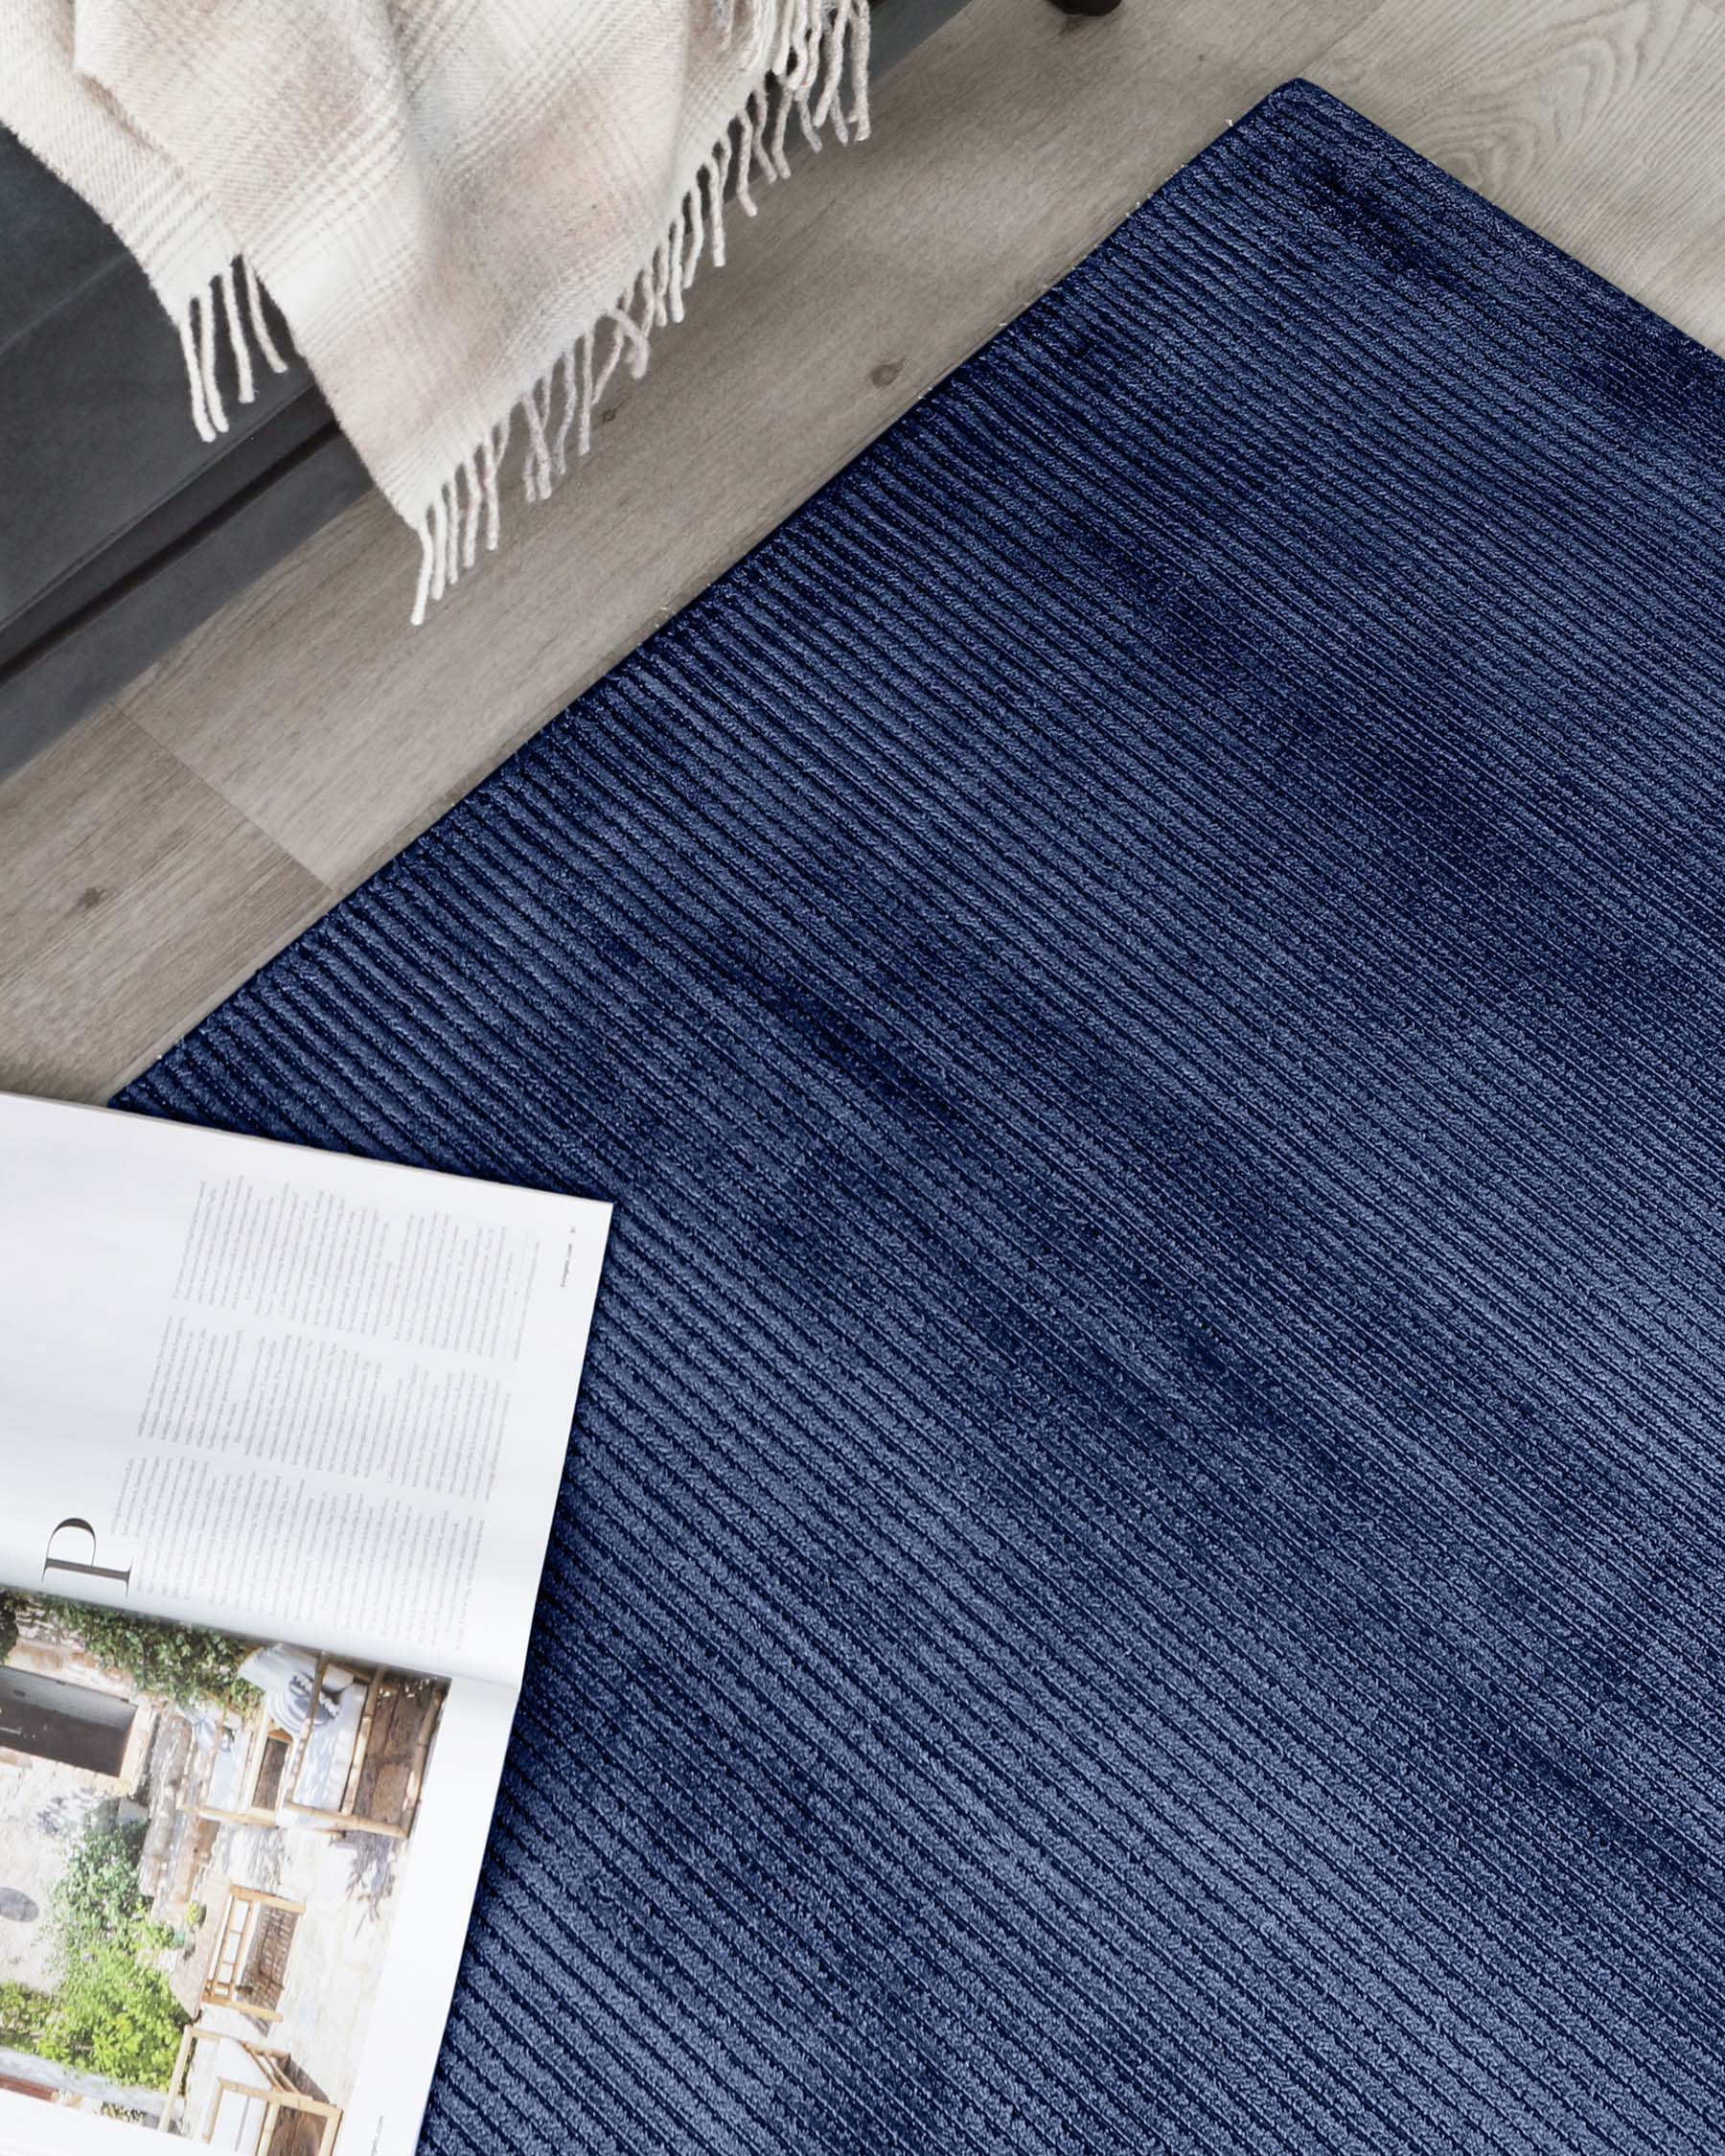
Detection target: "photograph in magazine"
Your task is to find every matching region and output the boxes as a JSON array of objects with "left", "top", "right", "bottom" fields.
[{"left": 0, "top": 1592, "right": 448, "bottom": 2150}]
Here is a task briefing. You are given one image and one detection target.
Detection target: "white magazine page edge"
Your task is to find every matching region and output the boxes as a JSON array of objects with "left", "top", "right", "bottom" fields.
[{"left": 0, "top": 1091, "right": 610, "bottom": 1688}]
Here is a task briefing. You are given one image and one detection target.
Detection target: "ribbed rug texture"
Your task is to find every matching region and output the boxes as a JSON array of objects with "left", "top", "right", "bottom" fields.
[{"left": 119, "top": 80, "right": 1725, "bottom": 2153}]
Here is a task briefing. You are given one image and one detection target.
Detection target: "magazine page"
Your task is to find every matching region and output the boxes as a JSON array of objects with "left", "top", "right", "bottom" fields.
[
  {"left": 0, "top": 1583, "right": 515, "bottom": 2154},
  {"left": 0, "top": 1091, "right": 610, "bottom": 1686}
]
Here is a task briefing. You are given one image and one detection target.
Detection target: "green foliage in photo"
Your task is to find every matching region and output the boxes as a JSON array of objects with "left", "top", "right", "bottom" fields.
[
  {"left": 6, "top": 1592, "right": 257, "bottom": 1711},
  {"left": 50, "top": 1599, "right": 256, "bottom": 1711},
  {"left": 30, "top": 1815, "right": 189, "bottom": 2091},
  {"left": 0, "top": 1979, "right": 53, "bottom": 2052},
  {"left": 35, "top": 1944, "right": 187, "bottom": 2089},
  {"left": 48, "top": 1818, "right": 152, "bottom": 1963}
]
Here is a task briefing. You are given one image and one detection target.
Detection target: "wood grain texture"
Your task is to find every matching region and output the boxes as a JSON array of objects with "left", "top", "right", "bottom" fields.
[
  {"left": 1315, "top": 0, "right": 1725, "bottom": 344},
  {"left": 6, "top": 0, "right": 1725, "bottom": 1103},
  {"left": 0, "top": 710, "right": 327, "bottom": 1102}
]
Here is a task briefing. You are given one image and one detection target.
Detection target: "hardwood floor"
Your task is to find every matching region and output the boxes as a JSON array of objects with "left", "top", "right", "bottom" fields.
[
  {"left": 1314, "top": 0, "right": 1725, "bottom": 348},
  {"left": 4, "top": 0, "right": 1724, "bottom": 1102}
]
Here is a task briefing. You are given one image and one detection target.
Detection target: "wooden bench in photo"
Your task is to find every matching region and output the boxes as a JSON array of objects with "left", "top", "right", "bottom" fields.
[
  {"left": 197, "top": 1705, "right": 299, "bottom": 1831},
  {"left": 200, "top": 1886, "right": 305, "bottom": 2027},
  {"left": 277, "top": 1657, "right": 441, "bottom": 1841},
  {"left": 158, "top": 2022, "right": 342, "bottom": 2152},
  {"left": 198, "top": 1659, "right": 442, "bottom": 1840}
]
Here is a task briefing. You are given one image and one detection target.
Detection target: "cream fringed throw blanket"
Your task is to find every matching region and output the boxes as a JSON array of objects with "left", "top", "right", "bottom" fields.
[{"left": 3, "top": 0, "right": 869, "bottom": 619}]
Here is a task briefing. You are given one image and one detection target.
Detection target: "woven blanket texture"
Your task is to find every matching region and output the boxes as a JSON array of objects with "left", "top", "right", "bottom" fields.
[
  {"left": 121, "top": 78, "right": 1725, "bottom": 2155},
  {"left": 0, "top": 0, "right": 867, "bottom": 618}
]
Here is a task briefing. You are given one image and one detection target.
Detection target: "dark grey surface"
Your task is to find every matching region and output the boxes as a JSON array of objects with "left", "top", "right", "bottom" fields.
[
  {"left": 0, "top": 125, "right": 327, "bottom": 654},
  {"left": 0, "top": 0, "right": 971, "bottom": 785},
  {"left": 1, "top": 427, "right": 367, "bottom": 778},
  {"left": 872, "top": 0, "right": 971, "bottom": 71}
]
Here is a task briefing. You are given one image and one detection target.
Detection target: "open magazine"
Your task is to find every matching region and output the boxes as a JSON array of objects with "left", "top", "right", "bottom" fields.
[{"left": 0, "top": 1092, "right": 610, "bottom": 2156}]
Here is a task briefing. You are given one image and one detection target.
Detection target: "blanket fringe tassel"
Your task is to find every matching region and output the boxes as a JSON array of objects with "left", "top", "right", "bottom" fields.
[
  {"left": 406, "top": 0, "right": 870, "bottom": 625},
  {"left": 165, "top": 0, "right": 868, "bottom": 623},
  {"left": 175, "top": 256, "right": 290, "bottom": 444}
]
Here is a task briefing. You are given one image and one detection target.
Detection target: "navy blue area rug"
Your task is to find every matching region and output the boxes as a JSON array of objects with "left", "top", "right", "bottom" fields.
[{"left": 121, "top": 79, "right": 1725, "bottom": 2154}]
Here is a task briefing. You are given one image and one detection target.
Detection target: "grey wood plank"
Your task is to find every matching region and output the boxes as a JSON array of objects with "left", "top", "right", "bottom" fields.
[
  {"left": 1315, "top": 0, "right": 1725, "bottom": 346},
  {"left": 119, "top": 0, "right": 1379, "bottom": 896},
  {"left": 0, "top": 709, "right": 328, "bottom": 1102}
]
